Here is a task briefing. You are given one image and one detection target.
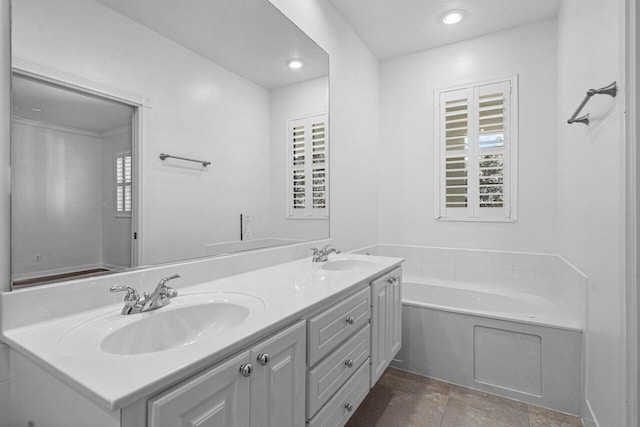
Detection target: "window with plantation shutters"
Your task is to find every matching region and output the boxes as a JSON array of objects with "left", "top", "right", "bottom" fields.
[
  {"left": 116, "top": 152, "right": 132, "bottom": 217},
  {"left": 287, "top": 113, "right": 328, "bottom": 218},
  {"left": 436, "top": 77, "right": 517, "bottom": 221}
]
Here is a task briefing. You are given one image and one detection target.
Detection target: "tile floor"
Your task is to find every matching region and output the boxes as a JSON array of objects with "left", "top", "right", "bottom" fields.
[{"left": 345, "top": 367, "right": 583, "bottom": 427}]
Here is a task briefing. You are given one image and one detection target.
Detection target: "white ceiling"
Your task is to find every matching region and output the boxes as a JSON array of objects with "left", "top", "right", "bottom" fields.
[
  {"left": 94, "top": 0, "right": 329, "bottom": 90},
  {"left": 13, "top": 76, "right": 133, "bottom": 133},
  {"left": 327, "top": 0, "right": 561, "bottom": 60}
]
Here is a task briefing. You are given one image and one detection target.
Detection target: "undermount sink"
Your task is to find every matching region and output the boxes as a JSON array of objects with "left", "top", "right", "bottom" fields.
[
  {"left": 101, "top": 302, "right": 249, "bottom": 355},
  {"left": 322, "top": 258, "right": 376, "bottom": 272},
  {"left": 58, "top": 292, "right": 265, "bottom": 356}
]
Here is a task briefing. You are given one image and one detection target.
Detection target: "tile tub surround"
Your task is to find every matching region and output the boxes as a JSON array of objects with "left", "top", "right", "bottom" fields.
[
  {"left": 1, "top": 253, "right": 402, "bottom": 411},
  {"left": 370, "top": 244, "right": 587, "bottom": 328},
  {"left": 346, "top": 367, "right": 584, "bottom": 427}
]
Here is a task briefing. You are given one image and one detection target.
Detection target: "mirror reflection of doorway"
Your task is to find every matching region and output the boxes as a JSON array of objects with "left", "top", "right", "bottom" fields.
[{"left": 11, "top": 74, "right": 136, "bottom": 287}]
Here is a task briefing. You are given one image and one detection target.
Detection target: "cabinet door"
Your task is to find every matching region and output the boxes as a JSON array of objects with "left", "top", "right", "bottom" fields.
[
  {"left": 370, "top": 274, "right": 389, "bottom": 386},
  {"left": 250, "top": 321, "right": 306, "bottom": 427},
  {"left": 148, "top": 351, "right": 251, "bottom": 427},
  {"left": 389, "top": 269, "right": 403, "bottom": 359}
]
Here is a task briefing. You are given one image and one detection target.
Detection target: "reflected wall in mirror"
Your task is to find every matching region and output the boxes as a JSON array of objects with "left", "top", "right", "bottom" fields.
[{"left": 11, "top": 0, "right": 330, "bottom": 288}]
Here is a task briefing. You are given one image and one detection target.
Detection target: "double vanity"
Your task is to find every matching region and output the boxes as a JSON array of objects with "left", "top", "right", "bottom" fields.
[{"left": 1, "top": 253, "right": 403, "bottom": 427}]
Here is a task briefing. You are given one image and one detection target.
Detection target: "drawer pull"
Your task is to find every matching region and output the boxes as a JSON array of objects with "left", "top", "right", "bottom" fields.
[
  {"left": 240, "top": 363, "right": 253, "bottom": 377},
  {"left": 346, "top": 316, "right": 355, "bottom": 325},
  {"left": 388, "top": 277, "right": 397, "bottom": 284},
  {"left": 345, "top": 359, "right": 354, "bottom": 368},
  {"left": 345, "top": 402, "right": 354, "bottom": 412},
  {"left": 257, "top": 353, "right": 270, "bottom": 366}
]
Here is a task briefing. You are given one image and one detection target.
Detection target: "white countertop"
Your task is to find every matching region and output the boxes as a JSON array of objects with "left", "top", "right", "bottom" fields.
[{"left": 2, "top": 254, "right": 402, "bottom": 412}]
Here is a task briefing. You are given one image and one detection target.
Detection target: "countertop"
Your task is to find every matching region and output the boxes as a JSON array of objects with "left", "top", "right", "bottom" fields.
[{"left": 2, "top": 254, "right": 403, "bottom": 412}]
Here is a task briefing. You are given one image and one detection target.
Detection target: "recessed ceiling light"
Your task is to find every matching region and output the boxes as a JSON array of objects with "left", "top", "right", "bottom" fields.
[
  {"left": 442, "top": 10, "right": 464, "bottom": 25},
  {"left": 287, "top": 59, "right": 304, "bottom": 70},
  {"left": 31, "top": 108, "right": 41, "bottom": 112}
]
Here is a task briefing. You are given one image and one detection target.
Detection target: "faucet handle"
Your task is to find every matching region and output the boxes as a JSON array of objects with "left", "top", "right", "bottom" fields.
[
  {"left": 157, "top": 274, "right": 180, "bottom": 299},
  {"left": 109, "top": 285, "right": 139, "bottom": 301},
  {"left": 159, "top": 274, "right": 181, "bottom": 287}
]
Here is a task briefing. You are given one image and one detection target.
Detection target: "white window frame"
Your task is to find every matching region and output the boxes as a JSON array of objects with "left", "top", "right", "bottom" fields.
[
  {"left": 286, "top": 112, "right": 329, "bottom": 220},
  {"left": 434, "top": 75, "right": 519, "bottom": 222}
]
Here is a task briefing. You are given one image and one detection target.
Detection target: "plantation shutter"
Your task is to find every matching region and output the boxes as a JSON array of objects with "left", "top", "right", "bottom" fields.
[
  {"left": 477, "top": 81, "right": 510, "bottom": 218},
  {"left": 116, "top": 152, "right": 132, "bottom": 217},
  {"left": 438, "top": 79, "right": 513, "bottom": 219},
  {"left": 288, "top": 113, "right": 328, "bottom": 218},
  {"left": 311, "top": 120, "right": 327, "bottom": 210},
  {"left": 440, "top": 88, "right": 472, "bottom": 218}
]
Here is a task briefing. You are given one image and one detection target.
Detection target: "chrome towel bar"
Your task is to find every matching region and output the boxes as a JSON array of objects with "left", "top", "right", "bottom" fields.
[
  {"left": 567, "top": 81, "right": 617, "bottom": 125},
  {"left": 159, "top": 153, "right": 211, "bottom": 167}
]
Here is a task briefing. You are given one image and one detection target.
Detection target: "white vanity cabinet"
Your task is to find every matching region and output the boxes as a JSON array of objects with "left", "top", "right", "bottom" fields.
[
  {"left": 305, "top": 286, "right": 371, "bottom": 426},
  {"left": 148, "top": 320, "right": 306, "bottom": 427},
  {"left": 303, "top": 267, "right": 403, "bottom": 426},
  {"left": 4, "top": 258, "right": 405, "bottom": 427},
  {"left": 370, "top": 267, "right": 402, "bottom": 386}
]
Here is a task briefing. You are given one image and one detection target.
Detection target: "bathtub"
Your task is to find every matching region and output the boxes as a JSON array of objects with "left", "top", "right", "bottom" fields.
[
  {"left": 392, "top": 280, "right": 582, "bottom": 415},
  {"left": 402, "top": 281, "right": 581, "bottom": 330}
]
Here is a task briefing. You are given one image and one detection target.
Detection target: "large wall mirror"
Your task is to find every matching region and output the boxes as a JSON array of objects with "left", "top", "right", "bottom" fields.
[{"left": 10, "top": 0, "right": 329, "bottom": 288}]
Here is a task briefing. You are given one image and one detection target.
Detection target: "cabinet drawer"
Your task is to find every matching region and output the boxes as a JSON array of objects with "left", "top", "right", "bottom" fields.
[
  {"left": 307, "top": 324, "right": 370, "bottom": 417},
  {"left": 307, "top": 287, "right": 370, "bottom": 366},
  {"left": 306, "top": 358, "right": 370, "bottom": 427}
]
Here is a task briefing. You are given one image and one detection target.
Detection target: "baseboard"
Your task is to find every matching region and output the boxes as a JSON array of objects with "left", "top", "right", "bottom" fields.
[
  {"left": 12, "top": 263, "right": 103, "bottom": 281},
  {"left": 101, "top": 263, "right": 127, "bottom": 271}
]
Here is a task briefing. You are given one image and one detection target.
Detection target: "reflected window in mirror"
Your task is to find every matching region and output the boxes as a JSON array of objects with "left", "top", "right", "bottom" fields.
[
  {"left": 115, "top": 152, "right": 133, "bottom": 217},
  {"left": 287, "top": 113, "right": 329, "bottom": 219}
]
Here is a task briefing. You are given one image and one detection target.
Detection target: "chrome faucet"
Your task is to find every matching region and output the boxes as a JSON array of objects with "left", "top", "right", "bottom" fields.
[
  {"left": 311, "top": 245, "right": 341, "bottom": 262},
  {"left": 110, "top": 274, "right": 180, "bottom": 315}
]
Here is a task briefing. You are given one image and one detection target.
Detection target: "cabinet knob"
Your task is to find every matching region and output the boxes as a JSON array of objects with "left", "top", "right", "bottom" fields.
[
  {"left": 345, "top": 402, "right": 354, "bottom": 412},
  {"left": 257, "top": 353, "right": 270, "bottom": 366},
  {"left": 240, "top": 363, "right": 253, "bottom": 377},
  {"left": 346, "top": 316, "right": 355, "bottom": 325},
  {"left": 345, "top": 359, "right": 354, "bottom": 368},
  {"left": 388, "top": 277, "right": 397, "bottom": 284}
]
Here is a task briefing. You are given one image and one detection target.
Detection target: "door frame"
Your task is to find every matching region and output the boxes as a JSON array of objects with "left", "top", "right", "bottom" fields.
[
  {"left": 624, "top": 0, "right": 638, "bottom": 425},
  {"left": 10, "top": 57, "right": 148, "bottom": 284}
]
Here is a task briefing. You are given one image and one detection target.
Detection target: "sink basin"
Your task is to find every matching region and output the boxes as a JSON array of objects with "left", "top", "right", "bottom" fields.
[
  {"left": 58, "top": 292, "right": 264, "bottom": 356},
  {"left": 101, "top": 302, "right": 249, "bottom": 355},
  {"left": 322, "top": 259, "right": 376, "bottom": 272}
]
